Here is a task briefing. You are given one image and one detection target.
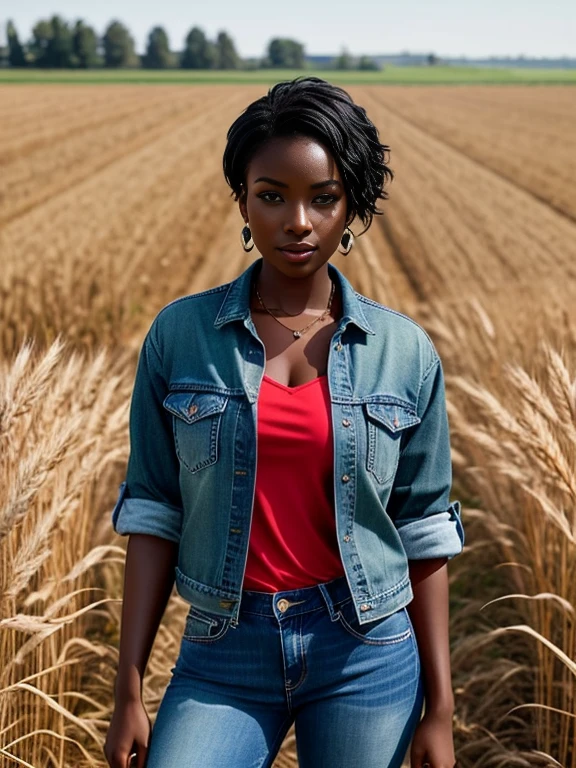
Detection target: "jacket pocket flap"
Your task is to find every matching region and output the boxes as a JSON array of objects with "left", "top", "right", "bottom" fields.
[
  {"left": 163, "top": 391, "right": 228, "bottom": 424},
  {"left": 365, "top": 401, "right": 420, "bottom": 433}
]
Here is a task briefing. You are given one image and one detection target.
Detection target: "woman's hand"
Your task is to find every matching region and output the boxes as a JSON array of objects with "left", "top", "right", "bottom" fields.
[
  {"left": 410, "top": 709, "right": 456, "bottom": 768},
  {"left": 103, "top": 698, "right": 152, "bottom": 768}
]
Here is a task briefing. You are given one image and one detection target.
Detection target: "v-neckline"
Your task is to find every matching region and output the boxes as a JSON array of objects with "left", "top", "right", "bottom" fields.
[{"left": 262, "top": 374, "right": 327, "bottom": 394}]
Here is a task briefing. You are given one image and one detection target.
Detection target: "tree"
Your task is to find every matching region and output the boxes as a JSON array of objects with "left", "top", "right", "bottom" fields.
[
  {"left": 29, "top": 19, "right": 53, "bottom": 67},
  {"left": 47, "top": 15, "right": 74, "bottom": 67},
  {"left": 427, "top": 53, "right": 439, "bottom": 66},
  {"left": 180, "top": 27, "right": 217, "bottom": 69},
  {"left": 7, "top": 20, "right": 27, "bottom": 67},
  {"left": 29, "top": 16, "right": 74, "bottom": 68},
  {"left": 72, "top": 20, "right": 100, "bottom": 68},
  {"left": 266, "top": 38, "right": 305, "bottom": 69},
  {"left": 358, "top": 55, "right": 380, "bottom": 71},
  {"left": 334, "top": 48, "right": 353, "bottom": 70},
  {"left": 215, "top": 30, "right": 239, "bottom": 69},
  {"left": 142, "top": 25, "right": 172, "bottom": 69},
  {"left": 103, "top": 20, "right": 138, "bottom": 68}
]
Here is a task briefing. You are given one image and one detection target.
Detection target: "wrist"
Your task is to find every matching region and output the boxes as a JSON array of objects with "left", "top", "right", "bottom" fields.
[
  {"left": 424, "top": 695, "right": 455, "bottom": 719},
  {"left": 114, "top": 686, "right": 142, "bottom": 705},
  {"left": 114, "top": 667, "right": 143, "bottom": 704}
]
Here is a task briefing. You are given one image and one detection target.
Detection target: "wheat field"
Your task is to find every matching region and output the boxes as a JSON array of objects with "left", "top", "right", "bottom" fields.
[{"left": 0, "top": 84, "right": 575, "bottom": 768}]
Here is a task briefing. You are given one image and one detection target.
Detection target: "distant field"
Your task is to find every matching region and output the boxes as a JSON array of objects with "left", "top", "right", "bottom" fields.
[{"left": 1, "top": 65, "right": 576, "bottom": 85}]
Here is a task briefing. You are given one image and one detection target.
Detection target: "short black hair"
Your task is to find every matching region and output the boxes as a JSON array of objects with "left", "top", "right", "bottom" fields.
[{"left": 222, "top": 76, "right": 393, "bottom": 235}]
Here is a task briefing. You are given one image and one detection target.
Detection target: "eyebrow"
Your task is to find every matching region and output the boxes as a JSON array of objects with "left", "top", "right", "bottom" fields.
[
  {"left": 311, "top": 179, "right": 342, "bottom": 189},
  {"left": 253, "top": 176, "right": 342, "bottom": 189}
]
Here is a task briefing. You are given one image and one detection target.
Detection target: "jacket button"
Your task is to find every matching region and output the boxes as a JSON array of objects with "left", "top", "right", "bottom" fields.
[
  {"left": 188, "top": 404, "right": 198, "bottom": 416},
  {"left": 343, "top": 535, "right": 350, "bottom": 542},
  {"left": 360, "top": 603, "right": 372, "bottom": 612},
  {"left": 335, "top": 343, "right": 343, "bottom": 351},
  {"left": 342, "top": 418, "right": 351, "bottom": 427},
  {"left": 341, "top": 474, "right": 350, "bottom": 483}
]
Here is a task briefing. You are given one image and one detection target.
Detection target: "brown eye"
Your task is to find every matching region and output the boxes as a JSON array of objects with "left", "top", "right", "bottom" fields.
[
  {"left": 258, "top": 192, "right": 283, "bottom": 203},
  {"left": 314, "top": 194, "right": 338, "bottom": 205}
]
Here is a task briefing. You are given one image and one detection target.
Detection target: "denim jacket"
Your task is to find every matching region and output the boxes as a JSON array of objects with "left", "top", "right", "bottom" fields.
[{"left": 112, "top": 257, "right": 464, "bottom": 630}]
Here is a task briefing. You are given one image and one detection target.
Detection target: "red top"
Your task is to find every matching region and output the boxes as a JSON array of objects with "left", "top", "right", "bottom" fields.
[{"left": 243, "top": 373, "right": 346, "bottom": 592}]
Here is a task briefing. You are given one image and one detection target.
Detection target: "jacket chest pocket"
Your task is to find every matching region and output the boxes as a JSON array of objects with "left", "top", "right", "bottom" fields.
[
  {"left": 364, "top": 400, "right": 420, "bottom": 485},
  {"left": 163, "top": 391, "right": 229, "bottom": 474}
]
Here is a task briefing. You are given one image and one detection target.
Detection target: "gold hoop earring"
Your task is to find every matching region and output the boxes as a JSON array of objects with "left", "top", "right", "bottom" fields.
[
  {"left": 338, "top": 227, "right": 354, "bottom": 256},
  {"left": 240, "top": 223, "right": 254, "bottom": 252}
]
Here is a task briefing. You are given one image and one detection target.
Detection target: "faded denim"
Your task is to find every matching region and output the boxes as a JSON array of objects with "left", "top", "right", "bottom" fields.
[
  {"left": 112, "top": 257, "right": 464, "bottom": 627},
  {"left": 144, "top": 575, "right": 424, "bottom": 768}
]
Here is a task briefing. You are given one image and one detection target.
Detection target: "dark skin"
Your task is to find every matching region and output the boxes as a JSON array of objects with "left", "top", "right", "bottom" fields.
[
  {"left": 240, "top": 134, "right": 348, "bottom": 387},
  {"left": 104, "top": 134, "right": 456, "bottom": 768}
]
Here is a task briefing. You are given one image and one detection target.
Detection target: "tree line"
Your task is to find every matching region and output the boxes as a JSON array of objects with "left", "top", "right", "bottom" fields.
[{"left": 1, "top": 17, "right": 380, "bottom": 70}]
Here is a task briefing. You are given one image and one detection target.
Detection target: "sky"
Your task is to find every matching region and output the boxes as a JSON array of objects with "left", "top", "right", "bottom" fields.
[{"left": 3, "top": 0, "right": 575, "bottom": 58}]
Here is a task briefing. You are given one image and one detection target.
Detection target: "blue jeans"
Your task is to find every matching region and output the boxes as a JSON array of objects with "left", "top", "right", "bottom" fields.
[{"left": 145, "top": 575, "right": 424, "bottom": 767}]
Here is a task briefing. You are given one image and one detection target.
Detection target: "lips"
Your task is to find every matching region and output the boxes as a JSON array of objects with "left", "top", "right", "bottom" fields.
[
  {"left": 278, "top": 246, "right": 317, "bottom": 263},
  {"left": 278, "top": 243, "right": 317, "bottom": 252}
]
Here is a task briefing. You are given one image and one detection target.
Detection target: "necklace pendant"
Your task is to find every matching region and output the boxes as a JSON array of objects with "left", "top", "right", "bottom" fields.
[{"left": 293, "top": 330, "right": 301, "bottom": 339}]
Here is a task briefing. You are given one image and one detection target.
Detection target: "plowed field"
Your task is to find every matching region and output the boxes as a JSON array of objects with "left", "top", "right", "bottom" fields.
[{"left": 2, "top": 85, "right": 575, "bottom": 356}]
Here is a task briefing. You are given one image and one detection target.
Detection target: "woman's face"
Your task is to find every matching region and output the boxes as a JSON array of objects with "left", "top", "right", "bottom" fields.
[{"left": 239, "top": 134, "right": 350, "bottom": 278}]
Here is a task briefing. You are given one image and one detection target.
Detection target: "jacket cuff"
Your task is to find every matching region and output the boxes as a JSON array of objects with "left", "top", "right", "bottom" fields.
[
  {"left": 111, "top": 482, "right": 182, "bottom": 543},
  {"left": 396, "top": 501, "right": 464, "bottom": 560}
]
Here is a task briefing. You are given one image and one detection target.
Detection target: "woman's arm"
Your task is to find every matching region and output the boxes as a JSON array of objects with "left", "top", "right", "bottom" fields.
[
  {"left": 114, "top": 533, "right": 178, "bottom": 703},
  {"left": 104, "top": 534, "right": 178, "bottom": 768},
  {"left": 407, "top": 557, "right": 454, "bottom": 714},
  {"left": 407, "top": 556, "right": 456, "bottom": 768}
]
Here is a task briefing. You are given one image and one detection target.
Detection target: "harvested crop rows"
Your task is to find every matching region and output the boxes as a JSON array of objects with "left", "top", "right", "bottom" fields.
[
  {"left": 352, "top": 86, "right": 576, "bottom": 305},
  {"left": 367, "top": 85, "right": 576, "bottom": 221},
  {"left": 2, "top": 85, "right": 575, "bottom": 344},
  {"left": 1, "top": 84, "right": 574, "bottom": 768}
]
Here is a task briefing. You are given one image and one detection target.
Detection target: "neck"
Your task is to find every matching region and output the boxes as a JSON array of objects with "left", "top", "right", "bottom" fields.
[{"left": 254, "top": 260, "right": 336, "bottom": 316}]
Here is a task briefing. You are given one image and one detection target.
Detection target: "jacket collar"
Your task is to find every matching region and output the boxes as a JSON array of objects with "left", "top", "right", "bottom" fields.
[{"left": 213, "top": 257, "right": 375, "bottom": 336}]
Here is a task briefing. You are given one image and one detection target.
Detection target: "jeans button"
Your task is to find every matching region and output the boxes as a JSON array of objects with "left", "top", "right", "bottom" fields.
[{"left": 277, "top": 599, "right": 289, "bottom": 613}]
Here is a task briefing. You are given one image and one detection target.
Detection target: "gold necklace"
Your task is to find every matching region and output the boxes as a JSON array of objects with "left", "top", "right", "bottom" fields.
[{"left": 254, "top": 280, "right": 336, "bottom": 339}]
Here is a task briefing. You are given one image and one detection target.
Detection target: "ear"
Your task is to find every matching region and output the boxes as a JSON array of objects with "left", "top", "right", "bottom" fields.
[{"left": 238, "top": 186, "right": 248, "bottom": 223}]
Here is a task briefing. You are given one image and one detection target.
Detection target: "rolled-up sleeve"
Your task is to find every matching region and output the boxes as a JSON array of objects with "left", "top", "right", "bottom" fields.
[
  {"left": 387, "top": 354, "right": 464, "bottom": 560},
  {"left": 111, "top": 325, "right": 183, "bottom": 543}
]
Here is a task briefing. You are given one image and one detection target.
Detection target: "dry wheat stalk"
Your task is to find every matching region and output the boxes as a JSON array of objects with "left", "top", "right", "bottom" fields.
[{"left": 0, "top": 340, "right": 130, "bottom": 767}]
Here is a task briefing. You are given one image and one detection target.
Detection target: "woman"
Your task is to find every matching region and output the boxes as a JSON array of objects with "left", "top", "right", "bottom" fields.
[{"left": 104, "top": 76, "right": 464, "bottom": 768}]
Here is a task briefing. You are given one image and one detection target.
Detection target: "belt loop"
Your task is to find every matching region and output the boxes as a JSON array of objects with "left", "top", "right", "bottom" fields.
[
  {"left": 318, "top": 577, "right": 349, "bottom": 619},
  {"left": 317, "top": 583, "right": 338, "bottom": 619}
]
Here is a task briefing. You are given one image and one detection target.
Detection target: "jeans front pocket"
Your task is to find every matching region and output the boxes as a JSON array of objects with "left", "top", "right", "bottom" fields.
[
  {"left": 163, "top": 390, "right": 228, "bottom": 474},
  {"left": 182, "top": 605, "right": 232, "bottom": 644},
  {"left": 335, "top": 598, "right": 413, "bottom": 646},
  {"left": 364, "top": 399, "right": 420, "bottom": 485}
]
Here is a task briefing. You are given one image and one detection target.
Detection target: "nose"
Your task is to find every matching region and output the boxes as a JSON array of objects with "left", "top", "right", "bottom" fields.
[{"left": 284, "top": 203, "right": 312, "bottom": 237}]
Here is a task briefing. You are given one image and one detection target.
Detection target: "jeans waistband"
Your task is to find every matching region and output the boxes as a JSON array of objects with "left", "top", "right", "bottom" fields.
[{"left": 238, "top": 575, "right": 352, "bottom": 618}]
